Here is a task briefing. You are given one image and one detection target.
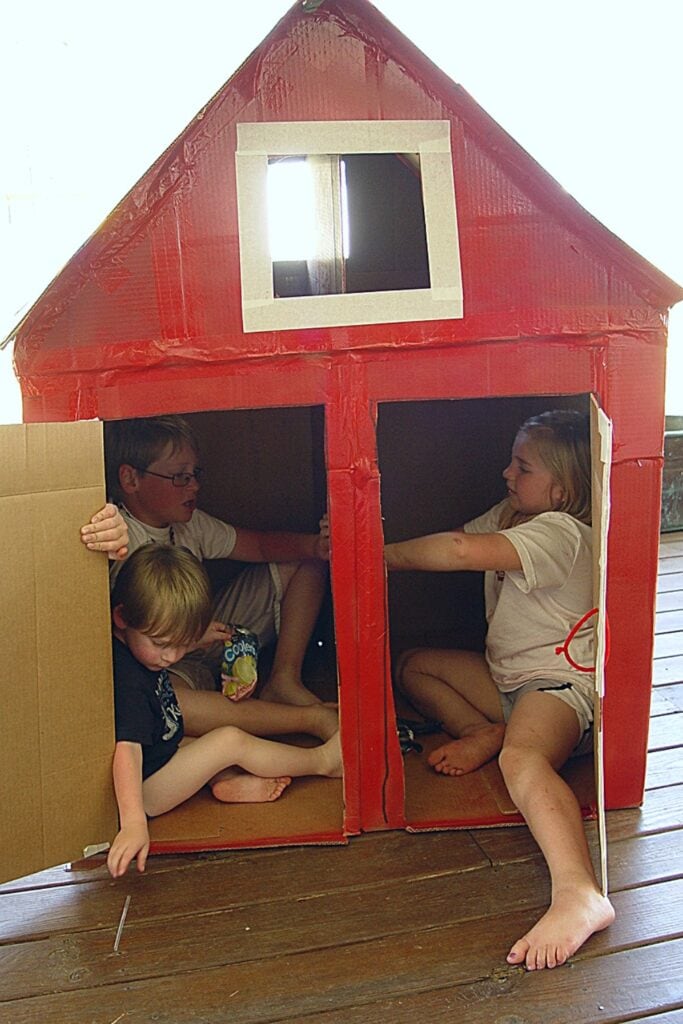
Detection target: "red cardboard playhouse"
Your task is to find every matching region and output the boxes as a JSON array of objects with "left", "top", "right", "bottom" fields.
[{"left": 3, "top": 0, "right": 682, "bottom": 877}]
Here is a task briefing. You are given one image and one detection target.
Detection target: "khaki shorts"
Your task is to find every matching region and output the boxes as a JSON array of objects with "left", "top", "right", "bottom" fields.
[
  {"left": 499, "top": 676, "right": 595, "bottom": 757},
  {"left": 170, "top": 563, "right": 283, "bottom": 692}
]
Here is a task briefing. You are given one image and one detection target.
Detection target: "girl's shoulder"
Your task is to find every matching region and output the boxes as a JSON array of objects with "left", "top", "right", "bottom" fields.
[
  {"left": 533, "top": 510, "right": 591, "bottom": 534},
  {"left": 515, "top": 511, "right": 592, "bottom": 551}
]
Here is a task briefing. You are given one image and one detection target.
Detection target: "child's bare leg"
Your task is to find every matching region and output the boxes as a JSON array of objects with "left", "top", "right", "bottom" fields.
[
  {"left": 260, "top": 560, "right": 328, "bottom": 706},
  {"left": 174, "top": 737, "right": 292, "bottom": 804},
  {"left": 231, "top": 727, "right": 341, "bottom": 779},
  {"left": 175, "top": 687, "right": 338, "bottom": 740},
  {"left": 142, "top": 727, "right": 341, "bottom": 817},
  {"left": 398, "top": 648, "right": 505, "bottom": 775},
  {"left": 499, "top": 693, "right": 614, "bottom": 970}
]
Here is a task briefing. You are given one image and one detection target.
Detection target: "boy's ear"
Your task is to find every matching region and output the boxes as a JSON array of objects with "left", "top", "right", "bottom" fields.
[
  {"left": 118, "top": 463, "right": 140, "bottom": 495},
  {"left": 112, "top": 604, "right": 128, "bottom": 630}
]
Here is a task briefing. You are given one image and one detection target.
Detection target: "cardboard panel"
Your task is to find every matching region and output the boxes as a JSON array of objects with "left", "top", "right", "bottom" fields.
[
  {"left": 148, "top": 777, "right": 345, "bottom": 854},
  {"left": 0, "top": 422, "right": 116, "bottom": 883},
  {"left": 404, "top": 736, "right": 596, "bottom": 829},
  {"left": 590, "top": 396, "right": 613, "bottom": 894}
]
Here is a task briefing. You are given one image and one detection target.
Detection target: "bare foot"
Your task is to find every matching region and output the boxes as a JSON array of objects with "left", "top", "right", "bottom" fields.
[
  {"left": 428, "top": 723, "right": 505, "bottom": 776},
  {"left": 507, "top": 889, "right": 615, "bottom": 970},
  {"left": 260, "top": 673, "right": 323, "bottom": 706},
  {"left": 211, "top": 771, "right": 292, "bottom": 803}
]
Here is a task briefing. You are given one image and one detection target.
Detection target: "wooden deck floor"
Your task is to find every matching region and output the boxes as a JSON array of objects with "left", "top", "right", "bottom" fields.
[{"left": 1, "top": 533, "right": 682, "bottom": 1024}]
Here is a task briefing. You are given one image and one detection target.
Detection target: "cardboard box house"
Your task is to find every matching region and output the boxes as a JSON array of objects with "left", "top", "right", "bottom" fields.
[{"left": 2, "top": 0, "right": 682, "bottom": 882}]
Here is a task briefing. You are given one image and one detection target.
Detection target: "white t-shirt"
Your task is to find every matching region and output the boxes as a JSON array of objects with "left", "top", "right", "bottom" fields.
[
  {"left": 109, "top": 507, "right": 238, "bottom": 585},
  {"left": 464, "top": 501, "right": 594, "bottom": 691}
]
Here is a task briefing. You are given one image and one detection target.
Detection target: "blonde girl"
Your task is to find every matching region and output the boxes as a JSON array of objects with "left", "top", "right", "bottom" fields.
[{"left": 385, "top": 409, "right": 614, "bottom": 971}]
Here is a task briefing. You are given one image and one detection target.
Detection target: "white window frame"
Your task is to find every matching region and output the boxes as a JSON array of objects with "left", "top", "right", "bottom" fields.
[{"left": 235, "top": 120, "right": 463, "bottom": 333}]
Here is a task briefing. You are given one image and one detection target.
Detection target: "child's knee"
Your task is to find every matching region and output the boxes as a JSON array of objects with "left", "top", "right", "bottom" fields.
[
  {"left": 277, "top": 562, "right": 299, "bottom": 590},
  {"left": 498, "top": 743, "right": 522, "bottom": 783},
  {"left": 214, "top": 724, "right": 244, "bottom": 750},
  {"left": 498, "top": 742, "right": 545, "bottom": 791},
  {"left": 394, "top": 648, "right": 424, "bottom": 693}
]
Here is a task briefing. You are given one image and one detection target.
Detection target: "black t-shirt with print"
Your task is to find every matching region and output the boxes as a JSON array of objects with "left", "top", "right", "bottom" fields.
[{"left": 112, "top": 638, "right": 184, "bottom": 780}]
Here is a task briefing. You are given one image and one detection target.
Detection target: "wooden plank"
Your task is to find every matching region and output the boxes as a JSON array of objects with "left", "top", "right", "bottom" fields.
[
  {"left": 654, "top": 660, "right": 683, "bottom": 685},
  {"left": 1, "top": 914, "right": 681, "bottom": 1024},
  {"left": 652, "top": 666, "right": 683, "bottom": 692},
  {"left": 0, "top": 830, "right": 488, "bottom": 943},
  {"left": 660, "top": 550, "right": 683, "bottom": 564},
  {"left": 475, "top": 828, "right": 683, "bottom": 891},
  {"left": 660, "top": 531, "right": 683, "bottom": 545},
  {"left": 605, "top": 784, "right": 683, "bottom": 840},
  {"left": 625, "top": 1012, "right": 683, "bottom": 1024},
  {"left": 651, "top": 687, "right": 683, "bottom": 716},
  {"left": 649, "top": 712, "right": 683, "bottom": 750},
  {"left": 659, "top": 555, "right": 683, "bottom": 573},
  {"left": 646, "top": 747, "right": 683, "bottom": 790},
  {"left": 659, "top": 571, "right": 683, "bottom": 593},
  {"left": 656, "top": 609, "right": 683, "bottom": 633},
  {"left": 657, "top": 589, "right": 683, "bottom": 612},
  {"left": 608, "top": 830, "right": 683, "bottom": 890},
  {"left": 655, "top": 631, "right": 683, "bottom": 659},
  {"left": 0, "top": 853, "right": 197, "bottom": 895},
  {"left": 2, "top": 871, "right": 682, "bottom": 1008},
  {"left": 659, "top": 534, "right": 683, "bottom": 557},
  {"left": 570, "top": 876, "right": 683, "bottom": 951},
  {"left": 0, "top": 857, "right": 551, "bottom": 1002},
  {"left": 295, "top": 940, "right": 683, "bottom": 1024}
]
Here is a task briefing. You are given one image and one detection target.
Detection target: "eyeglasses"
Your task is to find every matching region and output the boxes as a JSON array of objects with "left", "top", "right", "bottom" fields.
[{"left": 133, "top": 466, "right": 204, "bottom": 487}]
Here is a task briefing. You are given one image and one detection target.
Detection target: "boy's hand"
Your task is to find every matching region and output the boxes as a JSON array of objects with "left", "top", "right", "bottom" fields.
[
  {"left": 316, "top": 513, "right": 330, "bottom": 560},
  {"left": 81, "top": 503, "right": 129, "bottom": 561},
  {"left": 107, "top": 822, "right": 150, "bottom": 878},
  {"left": 194, "top": 621, "right": 233, "bottom": 651}
]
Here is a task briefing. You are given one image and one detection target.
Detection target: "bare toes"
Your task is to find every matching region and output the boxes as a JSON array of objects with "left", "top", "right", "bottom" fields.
[{"left": 507, "top": 941, "right": 529, "bottom": 965}]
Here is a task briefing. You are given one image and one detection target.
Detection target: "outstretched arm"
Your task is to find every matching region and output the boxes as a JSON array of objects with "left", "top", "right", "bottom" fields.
[
  {"left": 385, "top": 530, "right": 521, "bottom": 574},
  {"left": 80, "top": 504, "right": 129, "bottom": 561},
  {"left": 107, "top": 741, "right": 150, "bottom": 878},
  {"left": 230, "top": 514, "right": 329, "bottom": 564}
]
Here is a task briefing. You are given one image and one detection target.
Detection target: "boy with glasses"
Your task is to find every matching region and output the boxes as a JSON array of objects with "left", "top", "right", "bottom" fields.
[{"left": 83, "top": 415, "right": 330, "bottom": 709}]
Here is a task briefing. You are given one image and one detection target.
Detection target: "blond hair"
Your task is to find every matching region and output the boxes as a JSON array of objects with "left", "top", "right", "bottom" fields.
[
  {"left": 499, "top": 409, "right": 592, "bottom": 529},
  {"left": 111, "top": 544, "right": 212, "bottom": 646},
  {"left": 105, "top": 416, "right": 199, "bottom": 502}
]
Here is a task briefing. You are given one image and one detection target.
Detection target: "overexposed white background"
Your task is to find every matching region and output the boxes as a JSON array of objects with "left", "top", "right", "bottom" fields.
[{"left": 2, "top": 0, "right": 681, "bottom": 423}]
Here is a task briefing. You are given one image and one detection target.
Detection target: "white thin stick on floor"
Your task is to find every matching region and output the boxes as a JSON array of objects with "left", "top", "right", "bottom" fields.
[{"left": 113, "top": 895, "right": 132, "bottom": 954}]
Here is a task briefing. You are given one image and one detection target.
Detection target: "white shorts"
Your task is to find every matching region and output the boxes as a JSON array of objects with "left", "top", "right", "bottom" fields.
[
  {"left": 499, "top": 676, "right": 595, "bottom": 756},
  {"left": 170, "top": 563, "right": 283, "bottom": 691}
]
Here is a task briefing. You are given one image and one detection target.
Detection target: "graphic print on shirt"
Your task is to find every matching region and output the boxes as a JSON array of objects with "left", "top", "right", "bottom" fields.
[{"left": 155, "top": 670, "right": 183, "bottom": 741}]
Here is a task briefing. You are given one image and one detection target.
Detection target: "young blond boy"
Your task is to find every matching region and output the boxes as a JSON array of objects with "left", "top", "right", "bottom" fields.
[
  {"left": 81, "top": 500, "right": 338, "bottom": 779},
  {"left": 109, "top": 544, "right": 341, "bottom": 878}
]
